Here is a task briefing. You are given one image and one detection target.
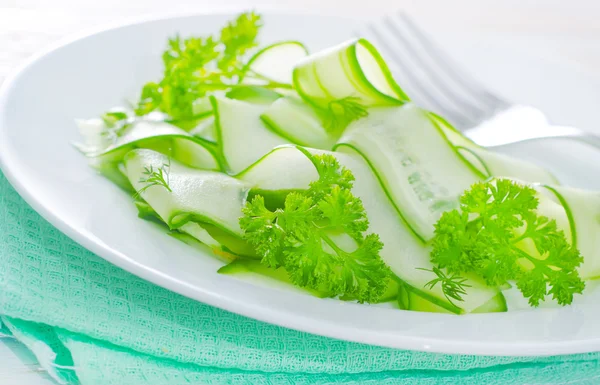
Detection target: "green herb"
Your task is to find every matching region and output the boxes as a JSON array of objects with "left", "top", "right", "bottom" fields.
[
  {"left": 418, "top": 267, "right": 470, "bottom": 305},
  {"left": 430, "top": 179, "right": 584, "bottom": 306},
  {"left": 322, "top": 96, "right": 368, "bottom": 132},
  {"left": 134, "top": 160, "right": 172, "bottom": 198},
  {"left": 240, "top": 153, "right": 391, "bottom": 302},
  {"left": 101, "top": 111, "right": 129, "bottom": 128},
  {"left": 133, "top": 12, "right": 291, "bottom": 127},
  {"left": 100, "top": 110, "right": 131, "bottom": 143},
  {"left": 218, "top": 11, "right": 262, "bottom": 74}
]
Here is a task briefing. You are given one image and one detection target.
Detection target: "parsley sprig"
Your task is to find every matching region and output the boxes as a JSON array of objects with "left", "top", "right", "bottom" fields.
[
  {"left": 430, "top": 179, "right": 584, "bottom": 306},
  {"left": 133, "top": 12, "right": 291, "bottom": 127},
  {"left": 240, "top": 153, "right": 391, "bottom": 302}
]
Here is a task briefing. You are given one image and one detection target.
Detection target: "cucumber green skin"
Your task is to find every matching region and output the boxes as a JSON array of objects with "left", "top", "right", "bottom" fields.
[
  {"left": 129, "top": 144, "right": 504, "bottom": 313},
  {"left": 425, "top": 114, "right": 488, "bottom": 180},
  {"left": 135, "top": 200, "right": 164, "bottom": 223},
  {"left": 218, "top": 259, "right": 331, "bottom": 299},
  {"left": 135, "top": 200, "right": 259, "bottom": 258},
  {"left": 211, "top": 96, "right": 289, "bottom": 174},
  {"left": 472, "top": 293, "right": 508, "bottom": 313},
  {"left": 397, "top": 279, "right": 461, "bottom": 314},
  {"left": 201, "top": 223, "right": 259, "bottom": 258},
  {"left": 259, "top": 96, "right": 337, "bottom": 149},
  {"left": 233, "top": 145, "right": 292, "bottom": 179},
  {"left": 226, "top": 87, "right": 282, "bottom": 105},
  {"left": 455, "top": 146, "right": 493, "bottom": 177},
  {"left": 428, "top": 112, "right": 561, "bottom": 185},
  {"left": 541, "top": 185, "right": 577, "bottom": 248},
  {"left": 348, "top": 39, "right": 410, "bottom": 104},
  {"left": 397, "top": 279, "right": 507, "bottom": 314},
  {"left": 247, "top": 188, "right": 301, "bottom": 211},
  {"left": 140, "top": 206, "right": 260, "bottom": 259},
  {"left": 218, "top": 257, "right": 503, "bottom": 313},
  {"left": 332, "top": 141, "right": 478, "bottom": 245},
  {"left": 334, "top": 109, "right": 487, "bottom": 244},
  {"left": 165, "top": 111, "right": 213, "bottom": 131},
  {"left": 334, "top": 142, "right": 425, "bottom": 243},
  {"left": 211, "top": 96, "right": 230, "bottom": 172},
  {"left": 88, "top": 130, "right": 222, "bottom": 193},
  {"left": 134, "top": 189, "right": 258, "bottom": 258},
  {"left": 168, "top": 232, "right": 239, "bottom": 262},
  {"left": 96, "top": 161, "right": 135, "bottom": 193},
  {"left": 167, "top": 211, "right": 243, "bottom": 238},
  {"left": 239, "top": 41, "right": 309, "bottom": 83},
  {"left": 92, "top": 134, "right": 222, "bottom": 170},
  {"left": 260, "top": 114, "right": 310, "bottom": 147},
  {"left": 293, "top": 38, "right": 409, "bottom": 111}
]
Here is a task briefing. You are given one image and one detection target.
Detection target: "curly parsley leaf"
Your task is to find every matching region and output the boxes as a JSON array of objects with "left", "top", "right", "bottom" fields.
[
  {"left": 218, "top": 12, "right": 262, "bottom": 74},
  {"left": 240, "top": 153, "right": 391, "bottom": 302},
  {"left": 430, "top": 179, "right": 584, "bottom": 306},
  {"left": 131, "top": 12, "right": 291, "bottom": 127}
]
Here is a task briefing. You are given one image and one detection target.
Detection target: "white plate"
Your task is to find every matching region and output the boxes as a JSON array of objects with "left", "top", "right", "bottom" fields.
[{"left": 2, "top": 11, "right": 600, "bottom": 356}]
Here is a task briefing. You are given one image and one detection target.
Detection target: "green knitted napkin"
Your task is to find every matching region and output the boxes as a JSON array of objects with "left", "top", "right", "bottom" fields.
[{"left": 1, "top": 170, "right": 599, "bottom": 385}]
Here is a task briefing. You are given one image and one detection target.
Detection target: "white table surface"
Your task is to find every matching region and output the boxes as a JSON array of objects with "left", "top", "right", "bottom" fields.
[{"left": 1, "top": 0, "right": 600, "bottom": 383}]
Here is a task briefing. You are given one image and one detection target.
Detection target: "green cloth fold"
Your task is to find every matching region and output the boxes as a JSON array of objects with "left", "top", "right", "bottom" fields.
[{"left": 1, "top": 170, "right": 599, "bottom": 384}]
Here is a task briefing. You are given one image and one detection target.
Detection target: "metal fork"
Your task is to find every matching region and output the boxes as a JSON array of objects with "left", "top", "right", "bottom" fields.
[{"left": 358, "top": 12, "right": 600, "bottom": 149}]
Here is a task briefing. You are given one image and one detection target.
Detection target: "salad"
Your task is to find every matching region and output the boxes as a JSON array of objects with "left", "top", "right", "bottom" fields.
[{"left": 75, "top": 12, "right": 599, "bottom": 314}]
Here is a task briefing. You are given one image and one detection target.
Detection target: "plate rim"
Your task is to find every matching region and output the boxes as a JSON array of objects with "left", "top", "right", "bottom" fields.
[{"left": 2, "top": 10, "right": 600, "bottom": 357}]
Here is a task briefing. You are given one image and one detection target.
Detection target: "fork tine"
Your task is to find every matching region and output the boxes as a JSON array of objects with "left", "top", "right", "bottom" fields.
[
  {"left": 397, "top": 12, "right": 510, "bottom": 112},
  {"left": 382, "top": 16, "right": 488, "bottom": 124},
  {"left": 363, "top": 24, "right": 475, "bottom": 127}
]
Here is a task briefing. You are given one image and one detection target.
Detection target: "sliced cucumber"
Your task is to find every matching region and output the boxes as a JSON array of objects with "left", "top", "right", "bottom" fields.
[
  {"left": 335, "top": 149, "right": 501, "bottom": 313},
  {"left": 201, "top": 223, "right": 258, "bottom": 258},
  {"left": 260, "top": 95, "right": 336, "bottom": 149},
  {"left": 236, "top": 145, "right": 318, "bottom": 210},
  {"left": 430, "top": 113, "right": 559, "bottom": 184},
  {"left": 179, "top": 222, "right": 222, "bottom": 250},
  {"left": 94, "top": 159, "right": 134, "bottom": 192},
  {"left": 375, "top": 279, "right": 400, "bottom": 304},
  {"left": 293, "top": 38, "right": 408, "bottom": 110},
  {"left": 168, "top": 231, "right": 238, "bottom": 262},
  {"left": 189, "top": 116, "right": 217, "bottom": 143},
  {"left": 336, "top": 104, "right": 482, "bottom": 242},
  {"left": 75, "top": 118, "right": 113, "bottom": 153},
  {"left": 76, "top": 119, "right": 220, "bottom": 171},
  {"left": 134, "top": 200, "right": 163, "bottom": 222},
  {"left": 241, "top": 41, "right": 308, "bottom": 85},
  {"left": 284, "top": 147, "right": 503, "bottom": 313},
  {"left": 218, "top": 259, "right": 332, "bottom": 298},
  {"left": 136, "top": 196, "right": 256, "bottom": 257},
  {"left": 397, "top": 284, "right": 453, "bottom": 314},
  {"left": 236, "top": 145, "right": 318, "bottom": 191},
  {"left": 191, "top": 97, "right": 214, "bottom": 117},
  {"left": 541, "top": 185, "right": 600, "bottom": 279},
  {"left": 219, "top": 259, "right": 288, "bottom": 279},
  {"left": 124, "top": 149, "right": 248, "bottom": 237},
  {"left": 471, "top": 293, "right": 508, "bottom": 313},
  {"left": 212, "top": 96, "right": 289, "bottom": 174},
  {"left": 237, "top": 145, "right": 502, "bottom": 312}
]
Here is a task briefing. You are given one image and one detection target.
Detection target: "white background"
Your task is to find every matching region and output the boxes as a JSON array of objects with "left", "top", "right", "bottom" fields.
[
  {"left": 1, "top": 0, "right": 599, "bottom": 382},
  {"left": 2, "top": 0, "right": 600, "bottom": 82}
]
